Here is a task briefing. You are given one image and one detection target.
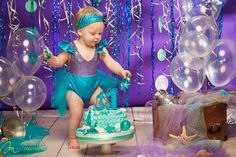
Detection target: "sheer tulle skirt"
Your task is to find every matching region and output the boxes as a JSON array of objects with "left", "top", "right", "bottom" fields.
[{"left": 51, "top": 69, "right": 119, "bottom": 116}]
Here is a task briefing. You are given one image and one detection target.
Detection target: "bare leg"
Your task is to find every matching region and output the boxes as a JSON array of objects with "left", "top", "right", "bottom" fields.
[{"left": 66, "top": 91, "right": 84, "bottom": 149}]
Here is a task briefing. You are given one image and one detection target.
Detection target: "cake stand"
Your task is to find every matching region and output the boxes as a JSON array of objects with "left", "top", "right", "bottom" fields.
[{"left": 76, "top": 126, "right": 135, "bottom": 155}]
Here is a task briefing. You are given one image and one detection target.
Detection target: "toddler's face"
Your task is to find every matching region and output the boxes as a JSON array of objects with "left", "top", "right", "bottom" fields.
[{"left": 79, "top": 22, "right": 104, "bottom": 47}]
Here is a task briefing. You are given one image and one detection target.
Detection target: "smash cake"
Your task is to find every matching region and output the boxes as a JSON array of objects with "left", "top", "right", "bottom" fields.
[{"left": 76, "top": 105, "right": 134, "bottom": 143}]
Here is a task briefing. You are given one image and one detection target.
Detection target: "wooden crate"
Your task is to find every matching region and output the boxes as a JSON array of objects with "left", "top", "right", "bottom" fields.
[
  {"left": 152, "top": 102, "right": 227, "bottom": 141},
  {"left": 203, "top": 102, "right": 227, "bottom": 141}
]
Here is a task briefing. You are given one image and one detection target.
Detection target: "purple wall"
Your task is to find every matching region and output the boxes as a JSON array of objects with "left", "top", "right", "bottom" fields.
[{"left": 1, "top": 0, "right": 236, "bottom": 109}]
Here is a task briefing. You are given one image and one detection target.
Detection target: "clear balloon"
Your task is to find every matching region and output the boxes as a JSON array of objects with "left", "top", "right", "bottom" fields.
[
  {"left": 176, "top": 52, "right": 209, "bottom": 70},
  {"left": 181, "top": 15, "right": 218, "bottom": 56},
  {"left": 180, "top": 0, "right": 194, "bottom": 15},
  {"left": 1, "top": 91, "right": 15, "bottom": 106},
  {"left": 170, "top": 53, "right": 206, "bottom": 93},
  {"left": 178, "top": 31, "right": 212, "bottom": 57},
  {"left": 180, "top": 0, "right": 223, "bottom": 20},
  {"left": 0, "top": 57, "right": 19, "bottom": 97},
  {"left": 197, "top": 0, "right": 223, "bottom": 20},
  {"left": 6, "top": 28, "right": 45, "bottom": 77},
  {"left": 205, "top": 39, "right": 236, "bottom": 87},
  {"left": 14, "top": 76, "right": 47, "bottom": 112},
  {"left": 180, "top": 0, "right": 195, "bottom": 21}
]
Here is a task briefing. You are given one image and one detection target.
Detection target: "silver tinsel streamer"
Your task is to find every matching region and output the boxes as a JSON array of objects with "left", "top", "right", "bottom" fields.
[
  {"left": 61, "top": 0, "right": 75, "bottom": 39},
  {"left": 38, "top": 0, "right": 54, "bottom": 75},
  {"left": 85, "top": 0, "right": 92, "bottom": 6},
  {"left": 38, "top": 0, "right": 50, "bottom": 44},
  {"left": 63, "top": 0, "right": 73, "bottom": 40},
  {"left": 130, "top": 0, "right": 145, "bottom": 87},
  {"left": 105, "top": 0, "right": 116, "bottom": 48},
  {"left": 7, "top": 0, "right": 20, "bottom": 40}
]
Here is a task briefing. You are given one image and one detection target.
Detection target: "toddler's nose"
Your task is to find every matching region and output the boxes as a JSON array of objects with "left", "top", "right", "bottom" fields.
[{"left": 95, "top": 34, "right": 100, "bottom": 39}]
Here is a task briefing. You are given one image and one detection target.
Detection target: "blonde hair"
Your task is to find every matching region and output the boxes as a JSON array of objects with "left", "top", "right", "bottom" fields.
[{"left": 73, "top": 6, "right": 103, "bottom": 30}]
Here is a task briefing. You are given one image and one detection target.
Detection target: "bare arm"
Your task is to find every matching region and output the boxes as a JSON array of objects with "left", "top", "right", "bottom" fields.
[
  {"left": 100, "top": 48, "right": 131, "bottom": 78},
  {"left": 43, "top": 48, "right": 70, "bottom": 68}
]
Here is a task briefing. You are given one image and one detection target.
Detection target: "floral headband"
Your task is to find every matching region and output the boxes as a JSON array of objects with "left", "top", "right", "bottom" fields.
[{"left": 76, "top": 13, "right": 107, "bottom": 30}]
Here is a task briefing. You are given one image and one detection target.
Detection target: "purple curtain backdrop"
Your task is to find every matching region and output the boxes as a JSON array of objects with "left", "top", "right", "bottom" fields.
[{"left": 1, "top": 0, "right": 236, "bottom": 110}]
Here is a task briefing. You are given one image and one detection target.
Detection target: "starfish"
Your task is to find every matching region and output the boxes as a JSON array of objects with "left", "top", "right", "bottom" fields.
[{"left": 169, "top": 126, "right": 197, "bottom": 145}]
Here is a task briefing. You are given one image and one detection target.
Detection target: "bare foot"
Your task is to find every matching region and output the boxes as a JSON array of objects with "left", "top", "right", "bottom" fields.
[{"left": 68, "top": 139, "right": 80, "bottom": 149}]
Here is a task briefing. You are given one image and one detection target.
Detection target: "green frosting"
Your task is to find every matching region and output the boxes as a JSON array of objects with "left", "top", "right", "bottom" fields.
[{"left": 78, "top": 106, "right": 130, "bottom": 134}]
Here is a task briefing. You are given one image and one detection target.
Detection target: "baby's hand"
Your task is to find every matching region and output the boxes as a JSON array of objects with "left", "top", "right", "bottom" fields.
[
  {"left": 121, "top": 70, "right": 132, "bottom": 79},
  {"left": 42, "top": 47, "right": 53, "bottom": 60},
  {"left": 119, "top": 70, "right": 131, "bottom": 91}
]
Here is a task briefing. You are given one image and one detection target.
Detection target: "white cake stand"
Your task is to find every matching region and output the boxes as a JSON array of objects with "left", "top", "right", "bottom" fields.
[{"left": 76, "top": 126, "right": 135, "bottom": 155}]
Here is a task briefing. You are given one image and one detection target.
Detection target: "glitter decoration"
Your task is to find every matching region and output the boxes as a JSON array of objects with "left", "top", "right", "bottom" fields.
[
  {"left": 51, "top": 0, "right": 60, "bottom": 55},
  {"left": 0, "top": 0, "right": 7, "bottom": 57},
  {"left": 155, "top": 75, "right": 169, "bottom": 90},
  {"left": 25, "top": 0, "right": 38, "bottom": 13},
  {"left": 169, "top": 0, "right": 176, "bottom": 94},
  {"left": 157, "top": 48, "right": 166, "bottom": 61},
  {"left": 158, "top": 16, "right": 163, "bottom": 33},
  {"left": 150, "top": 0, "right": 156, "bottom": 94},
  {"left": 122, "top": 0, "right": 132, "bottom": 107}
]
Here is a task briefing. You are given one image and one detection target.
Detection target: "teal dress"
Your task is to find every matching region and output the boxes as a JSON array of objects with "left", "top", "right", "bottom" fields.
[{"left": 51, "top": 39, "right": 119, "bottom": 116}]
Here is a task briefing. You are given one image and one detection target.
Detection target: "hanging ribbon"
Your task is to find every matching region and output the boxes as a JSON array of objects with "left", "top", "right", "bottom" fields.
[
  {"left": 191, "top": 0, "right": 197, "bottom": 8},
  {"left": 149, "top": 0, "right": 155, "bottom": 95},
  {"left": 77, "top": 0, "right": 81, "bottom": 8},
  {"left": 51, "top": 0, "right": 61, "bottom": 95},
  {"left": 0, "top": 0, "right": 6, "bottom": 110},
  {"left": 218, "top": 0, "right": 224, "bottom": 39},
  {"left": 112, "top": 0, "right": 118, "bottom": 60},
  {"left": 29, "top": 0, "right": 36, "bottom": 28},
  {"left": 64, "top": 0, "right": 72, "bottom": 41},
  {"left": 169, "top": 0, "right": 175, "bottom": 95},
  {"left": 117, "top": 0, "right": 126, "bottom": 64},
  {"left": 0, "top": 0, "right": 7, "bottom": 57},
  {"left": 52, "top": 0, "right": 60, "bottom": 55},
  {"left": 125, "top": 0, "right": 131, "bottom": 71},
  {"left": 122, "top": 0, "right": 131, "bottom": 107}
]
